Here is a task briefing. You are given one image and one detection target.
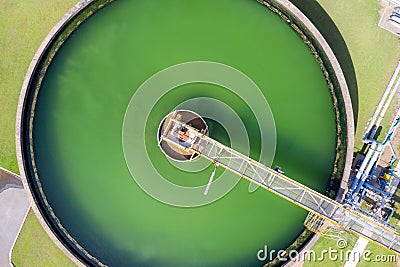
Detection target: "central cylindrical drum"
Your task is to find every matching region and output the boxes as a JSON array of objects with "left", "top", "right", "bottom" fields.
[{"left": 158, "top": 110, "right": 208, "bottom": 161}]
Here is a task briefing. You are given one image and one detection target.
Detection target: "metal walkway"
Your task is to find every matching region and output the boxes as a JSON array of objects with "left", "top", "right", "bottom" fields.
[{"left": 160, "top": 114, "right": 400, "bottom": 255}]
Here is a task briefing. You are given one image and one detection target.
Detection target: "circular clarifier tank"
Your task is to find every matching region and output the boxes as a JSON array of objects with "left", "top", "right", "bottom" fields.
[{"left": 17, "top": 1, "right": 351, "bottom": 266}]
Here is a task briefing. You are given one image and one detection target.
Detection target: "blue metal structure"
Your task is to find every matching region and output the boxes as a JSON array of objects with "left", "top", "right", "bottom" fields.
[
  {"left": 347, "top": 60, "right": 400, "bottom": 222},
  {"left": 346, "top": 110, "right": 400, "bottom": 222}
]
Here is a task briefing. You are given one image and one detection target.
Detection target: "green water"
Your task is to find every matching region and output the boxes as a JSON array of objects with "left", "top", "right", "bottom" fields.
[{"left": 32, "top": 0, "right": 337, "bottom": 266}]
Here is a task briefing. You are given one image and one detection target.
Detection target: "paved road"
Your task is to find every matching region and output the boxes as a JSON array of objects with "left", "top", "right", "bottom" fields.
[{"left": 0, "top": 168, "right": 30, "bottom": 267}]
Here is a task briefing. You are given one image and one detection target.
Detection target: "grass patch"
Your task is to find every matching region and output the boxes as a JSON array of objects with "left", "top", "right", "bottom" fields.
[
  {"left": 12, "top": 210, "right": 75, "bottom": 267},
  {"left": 302, "top": 234, "right": 353, "bottom": 267},
  {"left": 358, "top": 242, "right": 397, "bottom": 267},
  {"left": 316, "top": 0, "right": 400, "bottom": 150},
  {"left": 0, "top": 0, "right": 78, "bottom": 173},
  {"left": 1, "top": 1, "right": 78, "bottom": 265},
  {"left": 303, "top": 234, "right": 398, "bottom": 267}
]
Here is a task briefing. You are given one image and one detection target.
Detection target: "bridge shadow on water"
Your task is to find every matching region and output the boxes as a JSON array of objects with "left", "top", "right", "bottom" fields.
[{"left": 289, "top": 0, "right": 359, "bottom": 129}]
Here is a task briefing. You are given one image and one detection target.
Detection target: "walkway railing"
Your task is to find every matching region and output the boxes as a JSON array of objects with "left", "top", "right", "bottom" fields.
[{"left": 160, "top": 114, "right": 400, "bottom": 255}]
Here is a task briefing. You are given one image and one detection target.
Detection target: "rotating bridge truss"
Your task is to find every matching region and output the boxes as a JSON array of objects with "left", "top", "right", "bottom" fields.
[{"left": 159, "top": 113, "right": 400, "bottom": 255}]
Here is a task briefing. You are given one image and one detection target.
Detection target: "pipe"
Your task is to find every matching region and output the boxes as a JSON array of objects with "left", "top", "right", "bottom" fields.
[
  {"left": 390, "top": 175, "right": 400, "bottom": 195},
  {"left": 364, "top": 182, "right": 391, "bottom": 197},
  {"left": 364, "top": 61, "right": 400, "bottom": 141},
  {"left": 357, "top": 188, "right": 367, "bottom": 204},
  {"left": 383, "top": 114, "right": 400, "bottom": 146},
  {"left": 346, "top": 142, "right": 378, "bottom": 201},
  {"left": 386, "top": 206, "right": 395, "bottom": 222},
  {"left": 351, "top": 143, "right": 383, "bottom": 203},
  {"left": 375, "top": 198, "right": 387, "bottom": 219},
  {"left": 380, "top": 197, "right": 387, "bottom": 209},
  {"left": 374, "top": 77, "right": 400, "bottom": 130}
]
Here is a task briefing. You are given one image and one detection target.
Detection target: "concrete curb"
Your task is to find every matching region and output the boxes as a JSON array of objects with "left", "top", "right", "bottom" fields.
[
  {"left": 8, "top": 201, "right": 30, "bottom": 267},
  {"left": 15, "top": 1, "right": 95, "bottom": 267}
]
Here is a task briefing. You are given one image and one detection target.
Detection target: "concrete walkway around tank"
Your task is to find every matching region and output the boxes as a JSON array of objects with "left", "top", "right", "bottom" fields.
[
  {"left": 0, "top": 167, "right": 30, "bottom": 267},
  {"left": 343, "top": 237, "right": 369, "bottom": 267}
]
